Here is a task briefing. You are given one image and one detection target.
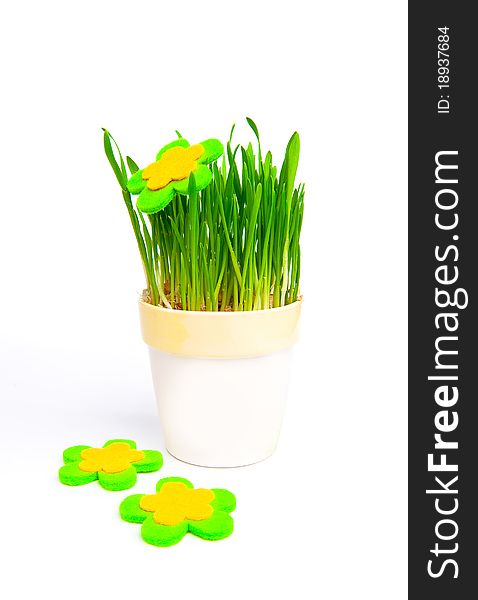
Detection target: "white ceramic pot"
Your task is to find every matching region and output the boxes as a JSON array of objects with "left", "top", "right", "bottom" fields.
[{"left": 139, "top": 299, "right": 302, "bottom": 467}]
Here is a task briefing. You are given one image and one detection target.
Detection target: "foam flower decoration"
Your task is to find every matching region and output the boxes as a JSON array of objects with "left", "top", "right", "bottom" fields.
[
  {"left": 120, "top": 477, "right": 236, "bottom": 546},
  {"left": 58, "top": 439, "right": 163, "bottom": 491},
  {"left": 127, "top": 137, "right": 224, "bottom": 214}
]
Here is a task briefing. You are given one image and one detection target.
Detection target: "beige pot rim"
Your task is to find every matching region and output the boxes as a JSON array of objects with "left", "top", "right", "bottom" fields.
[{"left": 139, "top": 298, "right": 302, "bottom": 359}]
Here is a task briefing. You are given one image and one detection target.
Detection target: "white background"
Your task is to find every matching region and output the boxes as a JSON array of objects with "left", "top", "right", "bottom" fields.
[{"left": 0, "top": 1, "right": 407, "bottom": 598}]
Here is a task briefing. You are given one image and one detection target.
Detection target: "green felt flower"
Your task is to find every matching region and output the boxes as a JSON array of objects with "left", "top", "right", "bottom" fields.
[
  {"left": 58, "top": 439, "right": 163, "bottom": 491},
  {"left": 127, "top": 137, "right": 224, "bottom": 214},
  {"left": 120, "top": 476, "right": 236, "bottom": 546}
]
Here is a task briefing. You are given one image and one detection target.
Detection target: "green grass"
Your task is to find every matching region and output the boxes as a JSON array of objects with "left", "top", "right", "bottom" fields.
[{"left": 103, "top": 119, "right": 304, "bottom": 311}]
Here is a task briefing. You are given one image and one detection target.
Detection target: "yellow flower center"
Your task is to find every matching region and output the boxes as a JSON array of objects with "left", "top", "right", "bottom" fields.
[
  {"left": 140, "top": 482, "right": 215, "bottom": 526},
  {"left": 78, "top": 443, "right": 145, "bottom": 474},
  {"left": 142, "top": 144, "right": 204, "bottom": 191}
]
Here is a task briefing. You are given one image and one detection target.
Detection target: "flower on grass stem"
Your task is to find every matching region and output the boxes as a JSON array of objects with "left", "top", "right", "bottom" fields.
[
  {"left": 58, "top": 439, "right": 163, "bottom": 491},
  {"left": 127, "top": 137, "right": 224, "bottom": 214},
  {"left": 120, "top": 477, "right": 236, "bottom": 546},
  {"left": 102, "top": 120, "right": 304, "bottom": 311}
]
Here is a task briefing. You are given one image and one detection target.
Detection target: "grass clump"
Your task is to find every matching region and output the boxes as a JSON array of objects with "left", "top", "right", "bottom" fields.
[{"left": 103, "top": 119, "right": 304, "bottom": 311}]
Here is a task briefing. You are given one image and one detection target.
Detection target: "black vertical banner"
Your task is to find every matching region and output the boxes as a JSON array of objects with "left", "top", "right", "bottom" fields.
[{"left": 409, "top": 2, "right": 477, "bottom": 598}]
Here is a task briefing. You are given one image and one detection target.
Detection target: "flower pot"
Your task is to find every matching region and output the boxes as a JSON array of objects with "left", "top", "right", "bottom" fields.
[{"left": 139, "top": 299, "right": 302, "bottom": 467}]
